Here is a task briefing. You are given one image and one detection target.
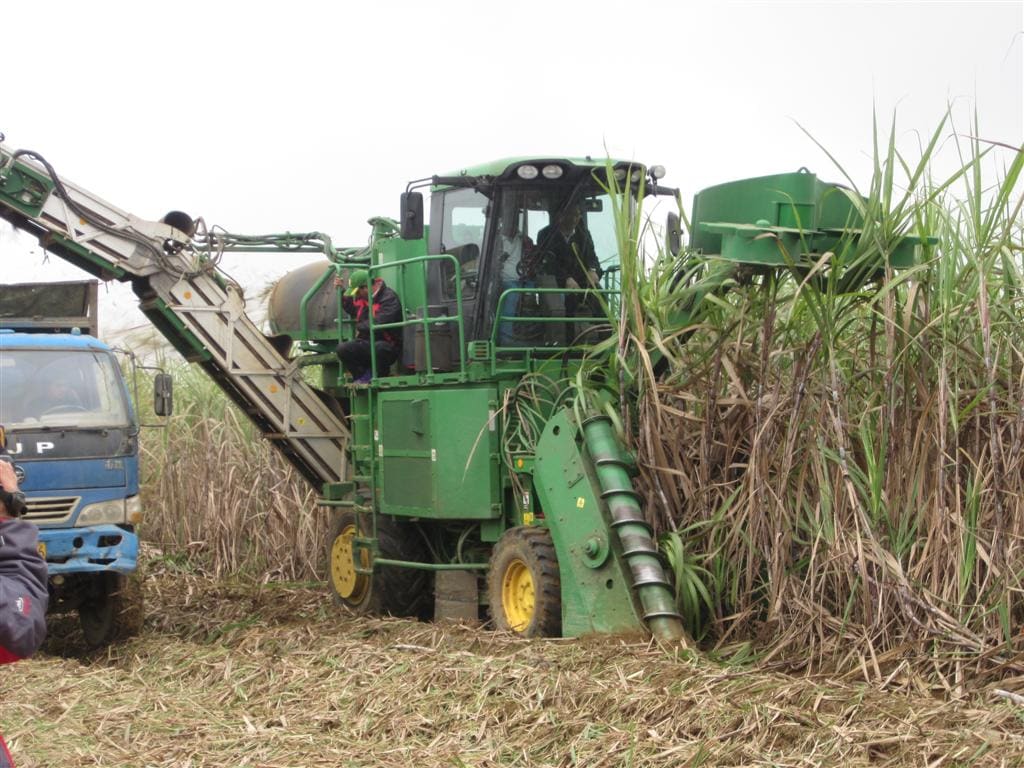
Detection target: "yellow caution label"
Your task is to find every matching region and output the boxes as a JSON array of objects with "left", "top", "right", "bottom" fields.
[
  {"left": 522, "top": 512, "right": 534, "bottom": 525},
  {"left": 576, "top": 497, "right": 585, "bottom": 509}
]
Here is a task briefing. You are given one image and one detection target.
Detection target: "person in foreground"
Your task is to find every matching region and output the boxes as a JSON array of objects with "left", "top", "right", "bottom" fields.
[{"left": 0, "top": 428, "right": 48, "bottom": 768}]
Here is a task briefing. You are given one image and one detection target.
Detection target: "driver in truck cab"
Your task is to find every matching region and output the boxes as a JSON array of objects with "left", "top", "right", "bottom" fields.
[
  {"left": 0, "top": 427, "right": 48, "bottom": 768},
  {"left": 28, "top": 377, "right": 83, "bottom": 418}
]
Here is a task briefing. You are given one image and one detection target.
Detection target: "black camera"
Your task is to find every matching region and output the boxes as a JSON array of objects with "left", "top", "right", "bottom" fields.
[{"left": 0, "top": 425, "right": 27, "bottom": 518}]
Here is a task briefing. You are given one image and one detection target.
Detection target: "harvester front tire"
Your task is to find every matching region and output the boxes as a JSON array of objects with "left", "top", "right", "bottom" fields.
[
  {"left": 488, "top": 526, "right": 561, "bottom": 637},
  {"left": 327, "top": 509, "right": 431, "bottom": 619}
]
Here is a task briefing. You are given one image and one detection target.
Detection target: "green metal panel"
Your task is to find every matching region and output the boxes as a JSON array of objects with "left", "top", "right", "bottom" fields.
[
  {"left": 379, "top": 398, "right": 433, "bottom": 509},
  {"left": 690, "top": 171, "right": 835, "bottom": 255},
  {"left": 532, "top": 409, "right": 644, "bottom": 636},
  {"left": 690, "top": 170, "right": 923, "bottom": 272},
  {"left": 382, "top": 457, "right": 435, "bottom": 508},
  {"left": 377, "top": 226, "right": 429, "bottom": 316},
  {"left": 377, "top": 386, "right": 499, "bottom": 519}
]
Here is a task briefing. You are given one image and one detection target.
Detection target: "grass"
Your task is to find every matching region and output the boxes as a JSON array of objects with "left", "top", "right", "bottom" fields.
[
  {"left": 134, "top": 360, "right": 324, "bottom": 580},
  {"left": 3, "top": 561, "right": 1022, "bottom": 767},
  {"left": 593, "top": 112, "right": 1024, "bottom": 687}
]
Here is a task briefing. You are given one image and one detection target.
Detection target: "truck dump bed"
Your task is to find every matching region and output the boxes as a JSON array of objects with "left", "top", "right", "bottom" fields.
[{"left": 0, "top": 280, "right": 99, "bottom": 337}]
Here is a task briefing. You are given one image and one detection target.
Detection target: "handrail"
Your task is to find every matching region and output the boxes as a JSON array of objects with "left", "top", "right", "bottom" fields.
[
  {"left": 366, "top": 253, "right": 467, "bottom": 378},
  {"left": 491, "top": 286, "right": 621, "bottom": 352}
]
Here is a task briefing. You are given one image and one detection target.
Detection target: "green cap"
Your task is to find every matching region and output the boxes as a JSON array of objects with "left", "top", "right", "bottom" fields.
[{"left": 346, "top": 269, "right": 369, "bottom": 296}]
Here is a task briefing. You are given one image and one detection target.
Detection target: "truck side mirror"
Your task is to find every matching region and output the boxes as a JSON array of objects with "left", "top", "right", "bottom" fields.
[
  {"left": 666, "top": 211, "right": 682, "bottom": 257},
  {"left": 400, "top": 192, "right": 424, "bottom": 241},
  {"left": 153, "top": 373, "right": 174, "bottom": 417}
]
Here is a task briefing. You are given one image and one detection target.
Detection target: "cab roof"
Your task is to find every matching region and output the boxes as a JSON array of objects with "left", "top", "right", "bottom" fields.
[
  {"left": 436, "top": 156, "right": 646, "bottom": 183},
  {"left": 0, "top": 331, "right": 110, "bottom": 351}
]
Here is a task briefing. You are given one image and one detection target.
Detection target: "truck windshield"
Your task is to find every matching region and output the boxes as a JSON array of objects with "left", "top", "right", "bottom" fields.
[{"left": 0, "top": 349, "right": 131, "bottom": 429}]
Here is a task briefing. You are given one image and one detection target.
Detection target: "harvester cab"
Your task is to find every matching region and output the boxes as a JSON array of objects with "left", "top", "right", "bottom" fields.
[{"left": 399, "top": 158, "right": 671, "bottom": 352}]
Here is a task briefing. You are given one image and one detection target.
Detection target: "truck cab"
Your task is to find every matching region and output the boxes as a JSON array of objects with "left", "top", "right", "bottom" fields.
[{"left": 0, "top": 281, "right": 145, "bottom": 646}]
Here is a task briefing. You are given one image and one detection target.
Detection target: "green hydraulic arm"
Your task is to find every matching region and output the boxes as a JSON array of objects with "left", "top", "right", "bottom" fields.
[{"left": 0, "top": 143, "right": 348, "bottom": 489}]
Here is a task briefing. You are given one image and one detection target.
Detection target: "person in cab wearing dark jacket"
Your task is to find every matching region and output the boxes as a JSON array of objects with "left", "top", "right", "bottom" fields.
[
  {"left": 536, "top": 203, "right": 602, "bottom": 304},
  {"left": 0, "top": 429, "right": 48, "bottom": 768},
  {"left": 335, "top": 269, "right": 404, "bottom": 384}
]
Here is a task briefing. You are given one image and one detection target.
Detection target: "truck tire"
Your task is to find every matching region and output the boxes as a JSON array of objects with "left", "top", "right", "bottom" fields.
[
  {"left": 327, "top": 509, "right": 432, "bottom": 619},
  {"left": 79, "top": 571, "right": 145, "bottom": 647},
  {"left": 488, "top": 526, "right": 561, "bottom": 637}
]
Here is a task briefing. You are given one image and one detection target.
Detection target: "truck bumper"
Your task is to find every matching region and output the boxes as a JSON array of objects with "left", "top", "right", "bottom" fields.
[{"left": 39, "top": 525, "right": 138, "bottom": 575}]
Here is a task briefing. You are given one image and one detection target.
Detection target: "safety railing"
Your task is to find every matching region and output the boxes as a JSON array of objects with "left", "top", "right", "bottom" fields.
[
  {"left": 366, "top": 254, "right": 467, "bottom": 379},
  {"left": 491, "top": 285, "right": 621, "bottom": 356},
  {"left": 297, "top": 263, "right": 347, "bottom": 343}
]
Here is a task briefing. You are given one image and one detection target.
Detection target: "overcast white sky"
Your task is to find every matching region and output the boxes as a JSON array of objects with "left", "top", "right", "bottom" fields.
[{"left": 2, "top": 0, "right": 1021, "bottom": 339}]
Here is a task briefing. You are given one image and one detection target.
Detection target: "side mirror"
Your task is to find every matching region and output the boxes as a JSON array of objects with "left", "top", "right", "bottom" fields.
[
  {"left": 400, "top": 192, "right": 424, "bottom": 240},
  {"left": 666, "top": 211, "right": 682, "bottom": 257},
  {"left": 153, "top": 373, "right": 174, "bottom": 417}
]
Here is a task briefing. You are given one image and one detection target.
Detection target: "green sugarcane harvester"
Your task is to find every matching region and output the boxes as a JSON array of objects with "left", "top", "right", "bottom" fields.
[{"left": 0, "top": 138, "right": 926, "bottom": 642}]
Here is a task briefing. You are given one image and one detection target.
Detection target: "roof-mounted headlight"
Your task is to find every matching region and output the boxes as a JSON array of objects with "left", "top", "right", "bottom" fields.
[
  {"left": 650, "top": 165, "right": 666, "bottom": 180},
  {"left": 516, "top": 165, "right": 539, "bottom": 180},
  {"left": 541, "top": 164, "right": 563, "bottom": 179}
]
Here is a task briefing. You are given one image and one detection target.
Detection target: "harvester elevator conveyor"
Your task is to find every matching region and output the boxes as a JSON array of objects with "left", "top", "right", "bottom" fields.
[{"left": 0, "top": 146, "right": 348, "bottom": 488}]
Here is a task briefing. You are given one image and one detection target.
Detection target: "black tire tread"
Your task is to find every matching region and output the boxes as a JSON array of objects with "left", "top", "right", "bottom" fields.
[
  {"left": 487, "top": 526, "right": 561, "bottom": 637},
  {"left": 327, "top": 509, "right": 431, "bottom": 620},
  {"left": 79, "top": 571, "right": 145, "bottom": 647}
]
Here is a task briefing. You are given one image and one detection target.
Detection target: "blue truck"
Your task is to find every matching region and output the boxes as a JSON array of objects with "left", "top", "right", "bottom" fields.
[{"left": 0, "top": 280, "right": 154, "bottom": 646}]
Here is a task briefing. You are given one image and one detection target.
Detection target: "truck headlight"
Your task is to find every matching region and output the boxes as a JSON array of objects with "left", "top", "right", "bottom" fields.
[
  {"left": 75, "top": 499, "right": 127, "bottom": 527},
  {"left": 126, "top": 495, "right": 143, "bottom": 525}
]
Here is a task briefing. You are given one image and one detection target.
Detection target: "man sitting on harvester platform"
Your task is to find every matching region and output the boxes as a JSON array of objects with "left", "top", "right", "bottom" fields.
[{"left": 335, "top": 269, "right": 403, "bottom": 384}]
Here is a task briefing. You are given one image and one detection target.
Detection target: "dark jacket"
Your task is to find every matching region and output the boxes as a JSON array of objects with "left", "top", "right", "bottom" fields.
[
  {"left": 0, "top": 517, "right": 48, "bottom": 768},
  {"left": 341, "top": 279, "right": 403, "bottom": 349},
  {"left": 535, "top": 224, "right": 600, "bottom": 288}
]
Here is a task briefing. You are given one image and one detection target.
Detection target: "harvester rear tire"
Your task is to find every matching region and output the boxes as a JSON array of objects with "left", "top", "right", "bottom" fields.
[
  {"left": 488, "top": 526, "right": 561, "bottom": 637},
  {"left": 327, "top": 509, "right": 432, "bottom": 620}
]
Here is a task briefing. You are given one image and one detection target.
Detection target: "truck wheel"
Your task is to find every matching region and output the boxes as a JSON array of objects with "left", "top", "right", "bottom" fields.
[
  {"left": 327, "top": 509, "right": 432, "bottom": 619},
  {"left": 488, "top": 526, "right": 561, "bottom": 637},
  {"left": 79, "top": 571, "right": 145, "bottom": 647}
]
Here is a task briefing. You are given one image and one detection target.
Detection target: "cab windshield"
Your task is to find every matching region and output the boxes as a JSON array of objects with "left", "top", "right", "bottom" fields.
[
  {"left": 0, "top": 348, "right": 132, "bottom": 429},
  {"left": 489, "top": 185, "right": 624, "bottom": 347}
]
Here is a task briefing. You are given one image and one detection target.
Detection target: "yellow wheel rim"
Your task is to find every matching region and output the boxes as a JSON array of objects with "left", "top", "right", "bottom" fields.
[
  {"left": 330, "top": 523, "right": 369, "bottom": 604},
  {"left": 501, "top": 558, "right": 535, "bottom": 632}
]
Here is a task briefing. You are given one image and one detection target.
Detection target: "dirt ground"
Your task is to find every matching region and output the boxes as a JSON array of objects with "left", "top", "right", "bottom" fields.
[{"left": 2, "top": 562, "right": 1023, "bottom": 768}]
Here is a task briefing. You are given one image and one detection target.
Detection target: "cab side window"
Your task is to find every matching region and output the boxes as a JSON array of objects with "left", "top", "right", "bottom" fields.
[{"left": 430, "top": 188, "right": 488, "bottom": 301}]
